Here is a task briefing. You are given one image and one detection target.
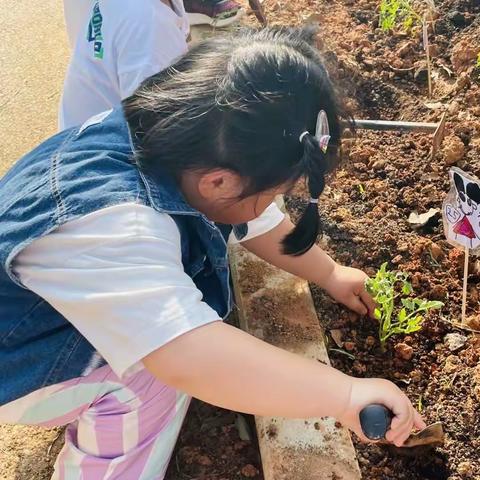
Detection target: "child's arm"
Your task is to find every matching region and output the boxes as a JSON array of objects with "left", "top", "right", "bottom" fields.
[
  {"left": 144, "top": 321, "right": 425, "bottom": 446},
  {"left": 240, "top": 217, "right": 376, "bottom": 316}
]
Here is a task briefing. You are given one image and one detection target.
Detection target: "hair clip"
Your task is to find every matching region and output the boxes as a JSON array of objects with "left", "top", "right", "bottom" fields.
[
  {"left": 298, "top": 110, "right": 331, "bottom": 153},
  {"left": 315, "top": 110, "right": 331, "bottom": 153},
  {"left": 309, "top": 198, "right": 319, "bottom": 204},
  {"left": 299, "top": 131, "right": 309, "bottom": 143}
]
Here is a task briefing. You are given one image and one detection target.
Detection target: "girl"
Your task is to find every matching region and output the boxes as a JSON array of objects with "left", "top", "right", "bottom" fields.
[{"left": 0, "top": 27, "right": 424, "bottom": 479}]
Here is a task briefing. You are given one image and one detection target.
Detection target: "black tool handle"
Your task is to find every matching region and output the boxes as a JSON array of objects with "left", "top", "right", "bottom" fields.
[{"left": 359, "top": 404, "right": 393, "bottom": 440}]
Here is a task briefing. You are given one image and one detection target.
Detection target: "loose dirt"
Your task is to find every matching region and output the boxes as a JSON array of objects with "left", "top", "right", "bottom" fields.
[
  {"left": 2, "top": 0, "right": 480, "bottom": 479},
  {"left": 278, "top": 0, "right": 480, "bottom": 478}
]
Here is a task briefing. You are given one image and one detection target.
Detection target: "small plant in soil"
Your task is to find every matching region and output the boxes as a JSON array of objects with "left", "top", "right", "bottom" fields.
[
  {"left": 379, "top": 0, "right": 421, "bottom": 32},
  {"left": 365, "top": 263, "right": 443, "bottom": 350}
]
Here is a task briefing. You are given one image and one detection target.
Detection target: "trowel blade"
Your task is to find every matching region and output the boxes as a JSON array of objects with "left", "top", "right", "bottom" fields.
[
  {"left": 402, "top": 422, "right": 444, "bottom": 448},
  {"left": 378, "top": 422, "right": 444, "bottom": 449}
]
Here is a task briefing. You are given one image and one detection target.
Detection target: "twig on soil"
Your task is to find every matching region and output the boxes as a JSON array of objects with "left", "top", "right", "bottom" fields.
[
  {"left": 46, "top": 430, "right": 64, "bottom": 458},
  {"left": 439, "top": 315, "right": 480, "bottom": 334},
  {"left": 423, "top": 18, "right": 433, "bottom": 98},
  {"left": 387, "top": 63, "right": 416, "bottom": 73},
  {"left": 329, "top": 348, "right": 356, "bottom": 360},
  {"left": 247, "top": 0, "right": 268, "bottom": 26}
]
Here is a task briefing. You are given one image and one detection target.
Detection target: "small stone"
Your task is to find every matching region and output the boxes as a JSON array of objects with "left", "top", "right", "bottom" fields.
[
  {"left": 354, "top": 146, "right": 376, "bottom": 163},
  {"left": 430, "top": 242, "right": 443, "bottom": 260},
  {"left": 241, "top": 464, "right": 259, "bottom": 477},
  {"left": 443, "top": 135, "right": 465, "bottom": 165},
  {"left": 457, "top": 461, "right": 472, "bottom": 476},
  {"left": 454, "top": 72, "right": 471, "bottom": 92},
  {"left": 396, "top": 41, "right": 414, "bottom": 58},
  {"left": 330, "top": 329, "right": 344, "bottom": 348},
  {"left": 410, "top": 369, "right": 422, "bottom": 383},
  {"left": 414, "top": 63, "right": 429, "bottom": 83},
  {"left": 353, "top": 361, "right": 367, "bottom": 374},
  {"left": 448, "top": 11, "right": 467, "bottom": 28},
  {"left": 392, "top": 254, "right": 403, "bottom": 265},
  {"left": 196, "top": 455, "right": 213, "bottom": 466},
  {"left": 465, "top": 315, "right": 480, "bottom": 331},
  {"left": 443, "top": 355, "right": 460, "bottom": 374},
  {"left": 427, "top": 44, "right": 439, "bottom": 57},
  {"left": 365, "top": 336, "right": 376, "bottom": 348},
  {"left": 451, "top": 39, "right": 478, "bottom": 72},
  {"left": 333, "top": 207, "right": 350, "bottom": 222},
  {"left": 411, "top": 272, "right": 422, "bottom": 288},
  {"left": 372, "top": 159, "right": 386, "bottom": 170},
  {"left": 472, "top": 365, "right": 480, "bottom": 385},
  {"left": 448, "top": 101, "right": 460, "bottom": 115},
  {"left": 395, "top": 343, "right": 414, "bottom": 361},
  {"left": 444, "top": 333, "right": 467, "bottom": 352},
  {"left": 431, "top": 284, "right": 447, "bottom": 300},
  {"left": 391, "top": 57, "right": 405, "bottom": 69}
]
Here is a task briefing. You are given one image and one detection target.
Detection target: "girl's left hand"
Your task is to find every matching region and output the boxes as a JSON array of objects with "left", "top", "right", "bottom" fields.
[{"left": 322, "top": 264, "right": 376, "bottom": 318}]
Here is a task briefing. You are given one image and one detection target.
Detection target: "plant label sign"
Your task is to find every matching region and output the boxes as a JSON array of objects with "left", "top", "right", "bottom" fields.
[{"left": 443, "top": 167, "right": 480, "bottom": 251}]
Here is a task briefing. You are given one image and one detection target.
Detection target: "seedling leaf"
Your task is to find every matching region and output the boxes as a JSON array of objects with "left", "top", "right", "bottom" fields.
[{"left": 366, "top": 263, "right": 443, "bottom": 350}]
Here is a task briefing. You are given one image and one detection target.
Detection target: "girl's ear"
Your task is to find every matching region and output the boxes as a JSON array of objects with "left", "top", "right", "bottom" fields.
[{"left": 197, "top": 169, "right": 244, "bottom": 201}]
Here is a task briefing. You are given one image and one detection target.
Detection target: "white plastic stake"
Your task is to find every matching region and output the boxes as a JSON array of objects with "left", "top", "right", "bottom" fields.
[{"left": 462, "top": 247, "right": 469, "bottom": 324}]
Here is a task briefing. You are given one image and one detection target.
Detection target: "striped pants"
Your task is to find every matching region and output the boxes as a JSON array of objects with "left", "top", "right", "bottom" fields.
[{"left": 0, "top": 365, "right": 190, "bottom": 479}]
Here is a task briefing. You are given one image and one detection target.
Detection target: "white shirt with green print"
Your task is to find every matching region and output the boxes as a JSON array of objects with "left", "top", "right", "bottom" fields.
[{"left": 60, "top": 0, "right": 189, "bottom": 130}]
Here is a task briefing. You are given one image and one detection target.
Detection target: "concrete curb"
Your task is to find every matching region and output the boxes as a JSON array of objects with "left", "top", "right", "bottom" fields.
[{"left": 230, "top": 243, "right": 361, "bottom": 480}]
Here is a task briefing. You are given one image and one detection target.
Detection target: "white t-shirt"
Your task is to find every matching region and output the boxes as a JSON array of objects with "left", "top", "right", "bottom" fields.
[
  {"left": 13, "top": 203, "right": 284, "bottom": 378},
  {"left": 59, "top": 0, "right": 189, "bottom": 130}
]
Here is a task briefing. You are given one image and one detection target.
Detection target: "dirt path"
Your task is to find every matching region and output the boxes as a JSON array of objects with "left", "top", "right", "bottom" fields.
[
  {"left": 0, "top": 0, "right": 69, "bottom": 175},
  {"left": 0, "top": 1, "right": 69, "bottom": 478}
]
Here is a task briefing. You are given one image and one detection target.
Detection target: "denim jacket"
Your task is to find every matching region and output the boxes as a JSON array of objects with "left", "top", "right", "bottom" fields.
[{"left": 0, "top": 109, "right": 234, "bottom": 405}]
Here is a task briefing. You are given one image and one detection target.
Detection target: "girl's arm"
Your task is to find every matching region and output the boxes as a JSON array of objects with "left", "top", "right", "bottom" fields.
[
  {"left": 240, "top": 217, "right": 376, "bottom": 316},
  {"left": 144, "top": 321, "right": 425, "bottom": 446}
]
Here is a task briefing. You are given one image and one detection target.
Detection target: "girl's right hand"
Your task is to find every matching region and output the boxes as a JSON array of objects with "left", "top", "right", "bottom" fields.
[{"left": 338, "top": 377, "right": 426, "bottom": 446}]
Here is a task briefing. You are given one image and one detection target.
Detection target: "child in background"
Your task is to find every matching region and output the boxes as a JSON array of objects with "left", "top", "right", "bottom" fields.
[
  {"left": 60, "top": 0, "right": 242, "bottom": 130},
  {"left": 59, "top": 0, "right": 189, "bottom": 130},
  {"left": 183, "top": 0, "right": 244, "bottom": 26},
  {"left": 0, "top": 28, "right": 424, "bottom": 479}
]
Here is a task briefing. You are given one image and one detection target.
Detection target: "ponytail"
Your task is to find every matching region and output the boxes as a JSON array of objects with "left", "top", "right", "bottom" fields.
[{"left": 281, "top": 133, "right": 328, "bottom": 256}]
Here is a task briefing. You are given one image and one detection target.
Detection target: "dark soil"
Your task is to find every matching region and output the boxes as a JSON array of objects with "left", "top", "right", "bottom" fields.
[
  {"left": 165, "top": 397, "right": 262, "bottom": 480},
  {"left": 170, "top": 0, "right": 480, "bottom": 478},
  {"left": 282, "top": 0, "right": 480, "bottom": 478}
]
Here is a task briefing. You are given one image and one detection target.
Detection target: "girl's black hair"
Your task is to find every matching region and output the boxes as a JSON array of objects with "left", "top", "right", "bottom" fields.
[{"left": 123, "top": 26, "right": 345, "bottom": 256}]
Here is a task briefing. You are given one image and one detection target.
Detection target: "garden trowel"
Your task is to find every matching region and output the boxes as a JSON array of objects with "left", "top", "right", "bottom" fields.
[{"left": 359, "top": 404, "right": 444, "bottom": 448}]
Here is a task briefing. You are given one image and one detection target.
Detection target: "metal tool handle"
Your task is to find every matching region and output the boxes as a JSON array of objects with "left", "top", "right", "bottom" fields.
[{"left": 359, "top": 404, "right": 393, "bottom": 440}]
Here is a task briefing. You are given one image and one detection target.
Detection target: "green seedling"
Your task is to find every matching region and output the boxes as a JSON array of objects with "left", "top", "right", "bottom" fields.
[
  {"left": 366, "top": 263, "right": 443, "bottom": 350},
  {"left": 358, "top": 183, "right": 366, "bottom": 198},
  {"left": 417, "top": 394, "right": 423, "bottom": 412},
  {"left": 379, "top": 0, "right": 421, "bottom": 32},
  {"left": 476, "top": 51, "right": 480, "bottom": 68}
]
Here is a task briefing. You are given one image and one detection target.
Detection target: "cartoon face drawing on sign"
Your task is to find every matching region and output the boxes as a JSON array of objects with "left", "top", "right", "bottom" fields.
[{"left": 443, "top": 167, "right": 480, "bottom": 250}]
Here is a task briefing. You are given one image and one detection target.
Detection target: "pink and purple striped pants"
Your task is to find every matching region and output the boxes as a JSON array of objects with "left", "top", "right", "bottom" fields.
[{"left": 0, "top": 365, "right": 190, "bottom": 479}]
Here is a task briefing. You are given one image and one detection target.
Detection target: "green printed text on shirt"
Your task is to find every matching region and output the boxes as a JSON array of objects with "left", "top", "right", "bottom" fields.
[{"left": 88, "top": 2, "right": 104, "bottom": 59}]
